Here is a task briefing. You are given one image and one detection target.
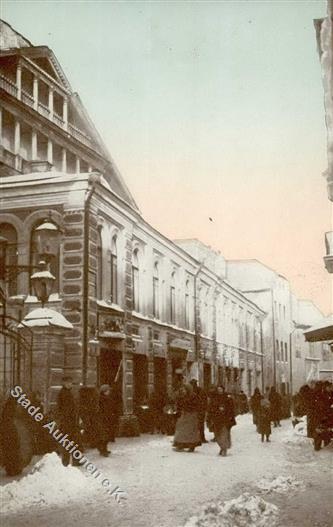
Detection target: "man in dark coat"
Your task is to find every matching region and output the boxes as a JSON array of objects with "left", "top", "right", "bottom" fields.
[
  {"left": 56, "top": 376, "right": 81, "bottom": 466},
  {"left": 269, "top": 386, "right": 282, "bottom": 427},
  {"left": 208, "top": 385, "right": 236, "bottom": 456},
  {"left": 250, "top": 388, "right": 262, "bottom": 426},
  {"left": 0, "top": 396, "right": 33, "bottom": 476},
  {"left": 190, "top": 379, "right": 208, "bottom": 443}
]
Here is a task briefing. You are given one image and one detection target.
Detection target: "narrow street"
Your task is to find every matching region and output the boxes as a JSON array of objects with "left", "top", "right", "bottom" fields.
[{"left": 2, "top": 414, "right": 332, "bottom": 527}]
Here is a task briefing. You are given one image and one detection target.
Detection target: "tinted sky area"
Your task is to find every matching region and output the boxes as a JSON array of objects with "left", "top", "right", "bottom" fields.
[{"left": 2, "top": 0, "right": 331, "bottom": 314}]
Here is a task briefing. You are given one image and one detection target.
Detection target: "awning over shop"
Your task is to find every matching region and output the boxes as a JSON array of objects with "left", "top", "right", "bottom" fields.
[{"left": 304, "top": 316, "right": 333, "bottom": 342}]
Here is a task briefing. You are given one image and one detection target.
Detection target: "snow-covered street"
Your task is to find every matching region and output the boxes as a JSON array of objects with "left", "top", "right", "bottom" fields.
[{"left": 1, "top": 414, "right": 332, "bottom": 527}]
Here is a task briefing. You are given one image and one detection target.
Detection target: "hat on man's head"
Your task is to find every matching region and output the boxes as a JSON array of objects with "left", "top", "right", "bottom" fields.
[{"left": 100, "top": 384, "right": 110, "bottom": 393}]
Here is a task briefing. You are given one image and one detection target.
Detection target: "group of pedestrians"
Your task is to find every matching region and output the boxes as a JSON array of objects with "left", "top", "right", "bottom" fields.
[
  {"left": 250, "top": 386, "right": 284, "bottom": 443},
  {"left": 173, "top": 380, "right": 236, "bottom": 457},
  {"left": 0, "top": 376, "right": 122, "bottom": 474},
  {"left": 293, "top": 380, "right": 333, "bottom": 450},
  {"left": 56, "top": 376, "right": 121, "bottom": 465}
]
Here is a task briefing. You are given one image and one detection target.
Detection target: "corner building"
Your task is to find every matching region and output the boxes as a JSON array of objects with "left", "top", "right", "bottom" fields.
[{"left": 0, "top": 21, "right": 265, "bottom": 434}]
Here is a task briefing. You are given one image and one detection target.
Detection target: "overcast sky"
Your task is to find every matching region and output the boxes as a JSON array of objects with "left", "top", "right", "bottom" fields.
[{"left": 2, "top": 0, "right": 332, "bottom": 314}]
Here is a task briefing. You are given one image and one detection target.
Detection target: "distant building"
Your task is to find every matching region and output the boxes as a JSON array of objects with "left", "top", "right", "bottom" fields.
[{"left": 226, "top": 259, "right": 292, "bottom": 393}]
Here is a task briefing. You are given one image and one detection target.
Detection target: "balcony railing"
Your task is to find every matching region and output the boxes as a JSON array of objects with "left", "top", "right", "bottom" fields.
[
  {"left": 0, "top": 73, "right": 92, "bottom": 148},
  {"left": 53, "top": 111, "right": 64, "bottom": 127},
  {"left": 21, "top": 89, "right": 34, "bottom": 108},
  {"left": 37, "top": 101, "right": 50, "bottom": 118},
  {"left": 0, "top": 73, "right": 18, "bottom": 97},
  {"left": 68, "top": 123, "right": 91, "bottom": 148},
  {"left": 0, "top": 146, "right": 23, "bottom": 173}
]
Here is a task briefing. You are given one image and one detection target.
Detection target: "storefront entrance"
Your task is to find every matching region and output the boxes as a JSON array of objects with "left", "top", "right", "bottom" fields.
[
  {"left": 99, "top": 347, "right": 122, "bottom": 386},
  {"left": 153, "top": 357, "right": 167, "bottom": 399},
  {"left": 133, "top": 354, "right": 148, "bottom": 408}
]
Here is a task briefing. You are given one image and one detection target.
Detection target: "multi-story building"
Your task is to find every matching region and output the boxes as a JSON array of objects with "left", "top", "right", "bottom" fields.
[
  {"left": 0, "top": 20, "right": 265, "bottom": 434},
  {"left": 291, "top": 297, "right": 333, "bottom": 391},
  {"left": 226, "top": 259, "right": 294, "bottom": 393}
]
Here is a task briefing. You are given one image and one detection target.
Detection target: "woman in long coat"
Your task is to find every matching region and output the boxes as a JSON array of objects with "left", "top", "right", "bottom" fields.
[
  {"left": 208, "top": 386, "right": 236, "bottom": 456},
  {"left": 257, "top": 396, "right": 272, "bottom": 442},
  {"left": 250, "top": 388, "right": 262, "bottom": 426},
  {"left": 173, "top": 384, "right": 201, "bottom": 452}
]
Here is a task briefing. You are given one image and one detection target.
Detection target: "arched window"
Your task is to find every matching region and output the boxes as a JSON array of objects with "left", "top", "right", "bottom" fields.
[
  {"left": 170, "top": 271, "right": 176, "bottom": 324},
  {"left": 96, "top": 228, "right": 103, "bottom": 299},
  {"left": 110, "top": 235, "right": 117, "bottom": 304},
  {"left": 0, "top": 223, "right": 18, "bottom": 296},
  {"left": 132, "top": 248, "right": 140, "bottom": 312},
  {"left": 30, "top": 220, "right": 60, "bottom": 294},
  {"left": 153, "top": 261, "right": 159, "bottom": 318},
  {"left": 185, "top": 279, "right": 190, "bottom": 329}
]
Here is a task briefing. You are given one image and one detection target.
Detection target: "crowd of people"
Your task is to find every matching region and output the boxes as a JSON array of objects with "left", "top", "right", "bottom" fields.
[{"left": 1, "top": 377, "right": 331, "bottom": 476}]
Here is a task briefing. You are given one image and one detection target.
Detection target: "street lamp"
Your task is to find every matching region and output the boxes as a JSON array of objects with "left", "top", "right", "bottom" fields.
[
  {"left": 30, "top": 262, "right": 56, "bottom": 307},
  {"left": 0, "top": 218, "right": 61, "bottom": 305}
]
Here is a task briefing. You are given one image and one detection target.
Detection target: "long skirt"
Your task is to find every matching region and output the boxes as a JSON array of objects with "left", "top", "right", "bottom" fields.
[
  {"left": 173, "top": 411, "right": 201, "bottom": 448},
  {"left": 215, "top": 425, "right": 231, "bottom": 451}
]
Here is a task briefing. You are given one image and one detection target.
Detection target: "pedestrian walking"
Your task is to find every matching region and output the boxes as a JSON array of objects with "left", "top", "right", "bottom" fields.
[
  {"left": 208, "top": 385, "right": 236, "bottom": 456},
  {"left": 250, "top": 388, "right": 262, "bottom": 426},
  {"left": 257, "top": 392, "right": 272, "bottom": 442},
  {"left": 269, "top": 386, "right": 282, "bottom": 427},
  {"left": 56, "top": 375, "right": 81, "bottom": 466},
  {"left": 0, "top": 395, "right": 33, "bottom": 476},
  {"left": 98, "top": 384, "right": 113, "bottom": 456},
  {"left": 190, "top": 379, "right": 208, "bottom": 443},
  {"left": 148, "top": 390, "right": 166, "bottom": 434},
  {"left": 173, "top": 384, "right": 201, "bottom": 452}
]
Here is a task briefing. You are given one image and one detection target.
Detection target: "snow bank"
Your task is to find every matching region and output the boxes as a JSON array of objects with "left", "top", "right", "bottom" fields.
[
  {"left": 294, "top": 416, "right": 307, "bottom": 437},
  {"left": 183, "top": 493, "right": 279, "bottom": 527},
  {"left": 1, "top": 452, "right": 99, "bottom": 514},
  {"left": 257, "top": 475, "right": 304, "bottom": 494},
  {"left": 281, "top": 417, "right": 311, "bottom": 445}
]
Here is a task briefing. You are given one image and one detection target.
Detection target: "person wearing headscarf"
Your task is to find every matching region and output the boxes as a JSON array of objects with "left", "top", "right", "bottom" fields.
[
  {"left": 250, "top": 388, "right": 262, "bottom": 426},
  {"left": 208, "top": 385, "right": 236, "bottom": 456},
  {"left": 173, "top": 383, "right": 201, "bottom": 452},
  {"left": 257, "top": 388, "right": 272, "bottom": 442}
]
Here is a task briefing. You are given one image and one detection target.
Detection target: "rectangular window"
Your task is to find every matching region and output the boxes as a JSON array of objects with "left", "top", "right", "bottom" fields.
[
  {"left": 276, "top": 340, "right": 280, "bottom": 361},
  {"left": 110, "top": 254, "right": 117, "bottom": 304},
  {"left": 132, "top": 266, "right": 139, "bottom": 312},
  {"left": 185, "top": 293, "right": 190, "bottom": 329},
  {"left": 96, "top": 245, "right": 103, "bottom": 299},
  {"left": 153, "top": 277, "right": 159, "bottom": 318},
  {"left": 284, "top": 343, "right": 288, "bottom": 362},
  {"left": 170, "top": 286, "right": 176, "bottom": 324}
]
